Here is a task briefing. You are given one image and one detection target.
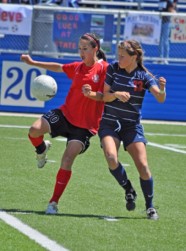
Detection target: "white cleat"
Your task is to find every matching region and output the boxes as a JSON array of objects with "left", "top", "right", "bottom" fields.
[
  {"left": 146, "top": 208, "right": 159, "bottom": 220},
  {"left": 36, "top": 140, "right": 51, "bottom": 168},
  {"left": 45, "top": 201, "right": 58, "bottom": 215}
]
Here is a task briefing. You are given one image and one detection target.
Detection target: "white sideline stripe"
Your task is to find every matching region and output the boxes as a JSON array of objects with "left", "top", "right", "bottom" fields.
[
  {"left": 56, "top": 138, "right": 67, "bottom": 142},
  {"left": 1, "top": 112, "right": 186, "bottom": 125},
  {"left": 0, "top": 124, "right": 29, "bottom": 129},
  {"left": 166, "top": 144, "right": 186, "bottom": 149},
  {"left": 103, "top": 217, "right": 119, "bottom": 222},
  {"left": 146, "top": 133, "right": 186, "bottom": 137},
  {"left": 0, "top": 112, "right": 41, "bottom": 118},
  {"left": 0, "top": 211, "right": 69, "bottom": 251},
  {"left": 148, "top": 142, "right": 186, "bottom": 154},
  {"left": 1, "top": 125, "right": 186, "bottom": 152},
  {"left": 142, "top": 120, "right": 186, "bottom": 126},
  {"left": 0, "top": 124, "right": 186, "bottom": 138}
]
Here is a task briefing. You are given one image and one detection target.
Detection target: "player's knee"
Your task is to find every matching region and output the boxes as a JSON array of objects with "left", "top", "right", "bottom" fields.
[
  {"left": 105, "top": 152, "right": 117, "bottom": 166},
  {"left": 138, "top": 164, "right": 151, "bottom": 180},
  {"left": 29, "top": 125, "right": 40, "bottom": 138},
  {"left": 62, "top": 155, "right": 74, "bottom": 168},
  {"left": 79, "top": 140, "right": 90, "bottom": 154}
]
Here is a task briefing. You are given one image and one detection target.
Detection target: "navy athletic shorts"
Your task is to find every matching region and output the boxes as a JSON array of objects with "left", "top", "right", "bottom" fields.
[
  {"left": 42, "top": 109, "right": 93, "bottom": 154},
  {"left": 98, "top": 118, "right": 147, "bottom": 150}
]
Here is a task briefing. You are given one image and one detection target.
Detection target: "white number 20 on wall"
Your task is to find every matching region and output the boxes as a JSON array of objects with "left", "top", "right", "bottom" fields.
[{"left": 0, "top": 61, "right": 46, "bottom": 108}]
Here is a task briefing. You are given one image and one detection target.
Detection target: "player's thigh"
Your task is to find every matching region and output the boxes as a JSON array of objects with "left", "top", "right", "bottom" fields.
[
  {"left": 101, "top": 136, "right": 120, "bottom": 158},
  {"left": 127, "top": 142, "right": 148, "bottom": 167},
  {"left": 61, "top": 140, "right": 83, "bottom": 169}
]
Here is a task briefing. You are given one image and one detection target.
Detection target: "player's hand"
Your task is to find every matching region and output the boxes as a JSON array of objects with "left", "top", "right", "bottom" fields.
[
  {"left": 114, "top": 91, "right": 130, "bottom": 102},
  {"left": 82, "top": 84, "right": 92, "bottom": 97},
  {"left": 159, "top": 77, "right": 166, "bottom": 89},
  {"left": 20, "top": 54, "right": 33, "bottom": 65}
]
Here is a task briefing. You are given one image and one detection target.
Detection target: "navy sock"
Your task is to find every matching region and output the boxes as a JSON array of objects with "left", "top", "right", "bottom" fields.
[
  {"left": 140, "top": 177, "right": 154, "bottom": 209},
  {"left": 109, "top": 163, "right": 128, "bottom": 189},
  {"left": 35, "top": 141, "right": 46, "bottom": 154}
]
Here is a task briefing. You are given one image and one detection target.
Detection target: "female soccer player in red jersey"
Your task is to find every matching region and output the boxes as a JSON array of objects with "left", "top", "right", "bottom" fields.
[
  {"left": 98, "top": 39, "right": 166, "bottom": 220},
  {"left": 21, "top": 33, "right": 108, "bottom": 214}
]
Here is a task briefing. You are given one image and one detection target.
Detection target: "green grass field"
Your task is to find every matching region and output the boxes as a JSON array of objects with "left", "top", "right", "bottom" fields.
[{"left": 0, "top": 114, "right": 186, "bottom": 251}]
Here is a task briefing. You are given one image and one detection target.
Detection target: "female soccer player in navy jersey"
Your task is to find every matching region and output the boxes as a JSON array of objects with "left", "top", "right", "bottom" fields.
[
  {"left": 98, "top": 39, "right": 166, "bottom": 220},
  {"left": 21, "top": 33, "right": 108, "bottom": 215}
]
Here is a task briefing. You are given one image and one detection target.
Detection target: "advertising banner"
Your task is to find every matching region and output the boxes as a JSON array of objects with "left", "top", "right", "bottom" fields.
[
  {"left": 0, "top": 4, "right": 33, "bottom": 36},
  {"left": 124, "top": 14, "right": 161, "bottom": 45},
  {"left": 53, "top": 12, "right": 114, "bottom": 53},
  {"left": 171, "top": 16, "right": 186, "bottom": 43}
]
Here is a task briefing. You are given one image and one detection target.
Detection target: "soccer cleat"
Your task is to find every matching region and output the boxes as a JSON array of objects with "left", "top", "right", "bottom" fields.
[
  {"left": 45, "top": 201, "right": 58, "bottom": 215},
  {"left": 125, "top": 189, "right": 137, "bottom": 211},
  {"left": 124, "top": 179, "right": 137, "bottom": 211},
  {"left": 36, "top": 140, "right": 51, "bottom": 168},
  {"left": 146, "top": 208, "right": 159, "bottom": 220}
]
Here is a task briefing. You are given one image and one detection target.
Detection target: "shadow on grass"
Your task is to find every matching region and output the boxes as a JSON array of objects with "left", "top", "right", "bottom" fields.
[{"left": 0, "top": 208, "right": 146, "bottom": 220}]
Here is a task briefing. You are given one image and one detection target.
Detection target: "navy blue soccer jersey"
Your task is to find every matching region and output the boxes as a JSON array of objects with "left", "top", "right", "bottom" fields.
[{"left": 103, "top": 61, "right": 158, "bottom": 124}]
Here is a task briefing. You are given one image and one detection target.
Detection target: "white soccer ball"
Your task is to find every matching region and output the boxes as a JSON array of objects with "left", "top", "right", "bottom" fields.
[{"left": 31, "top": 75, "right": 58, "bottom": 101}]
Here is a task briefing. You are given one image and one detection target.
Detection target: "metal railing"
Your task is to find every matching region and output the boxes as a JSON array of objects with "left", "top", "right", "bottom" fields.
[
  {"left": 78, "top": 0, "right": 186, "bottom": 11},
  {"left": 0, "top": 5, "right": 186, "bottom": 63}
]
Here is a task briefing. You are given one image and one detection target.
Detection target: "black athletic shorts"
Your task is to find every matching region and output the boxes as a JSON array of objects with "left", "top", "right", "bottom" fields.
[{"left": 42, "top": 109, "right": 93, "bottom": 154}]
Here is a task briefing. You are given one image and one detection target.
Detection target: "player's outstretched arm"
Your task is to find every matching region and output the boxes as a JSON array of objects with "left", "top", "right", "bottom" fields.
[{"left": 20, "top": 54, "right": 64, "bottom": 73}]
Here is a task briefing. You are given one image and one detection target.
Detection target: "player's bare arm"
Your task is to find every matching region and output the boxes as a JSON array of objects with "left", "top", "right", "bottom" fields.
[
  {"left": 103, "top": 83, "right": 130, "bottom": 102},
  {"left": 150, "top": 77, "right": 166, "bottom": 103},
  {"left": 21, "top": 54, "right": 64, "bottom": 73},
  {"left": 82, "top": 84, "right": 103, "bottom": 101}
]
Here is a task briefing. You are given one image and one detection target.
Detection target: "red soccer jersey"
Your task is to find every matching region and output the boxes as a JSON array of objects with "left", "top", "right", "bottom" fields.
[{"left": 60, "top": 60, "right": 108, "bottom": 134}]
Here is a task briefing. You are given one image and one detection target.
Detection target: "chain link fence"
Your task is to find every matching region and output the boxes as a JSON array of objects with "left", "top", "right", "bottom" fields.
[{"left": 0, "top": 5, "right": 186, "bottom": 63}]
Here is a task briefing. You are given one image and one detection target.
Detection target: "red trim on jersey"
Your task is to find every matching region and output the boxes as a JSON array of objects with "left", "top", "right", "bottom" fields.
[{"left": 60, "top": 60, "right": 108, "bottom": 134}]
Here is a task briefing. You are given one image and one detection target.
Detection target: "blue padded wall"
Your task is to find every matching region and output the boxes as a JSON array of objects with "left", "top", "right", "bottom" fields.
[{"left": 0, "top": 55, "right": 185, "bottom": 121}]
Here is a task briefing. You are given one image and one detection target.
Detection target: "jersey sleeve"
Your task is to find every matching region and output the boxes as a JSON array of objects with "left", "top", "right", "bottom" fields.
[
  {"left": 62, "top": 62, "right": 81, "bottom": 79},
  {"left": 144, "top": 73, "right": 158, "bottom": 90}
]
